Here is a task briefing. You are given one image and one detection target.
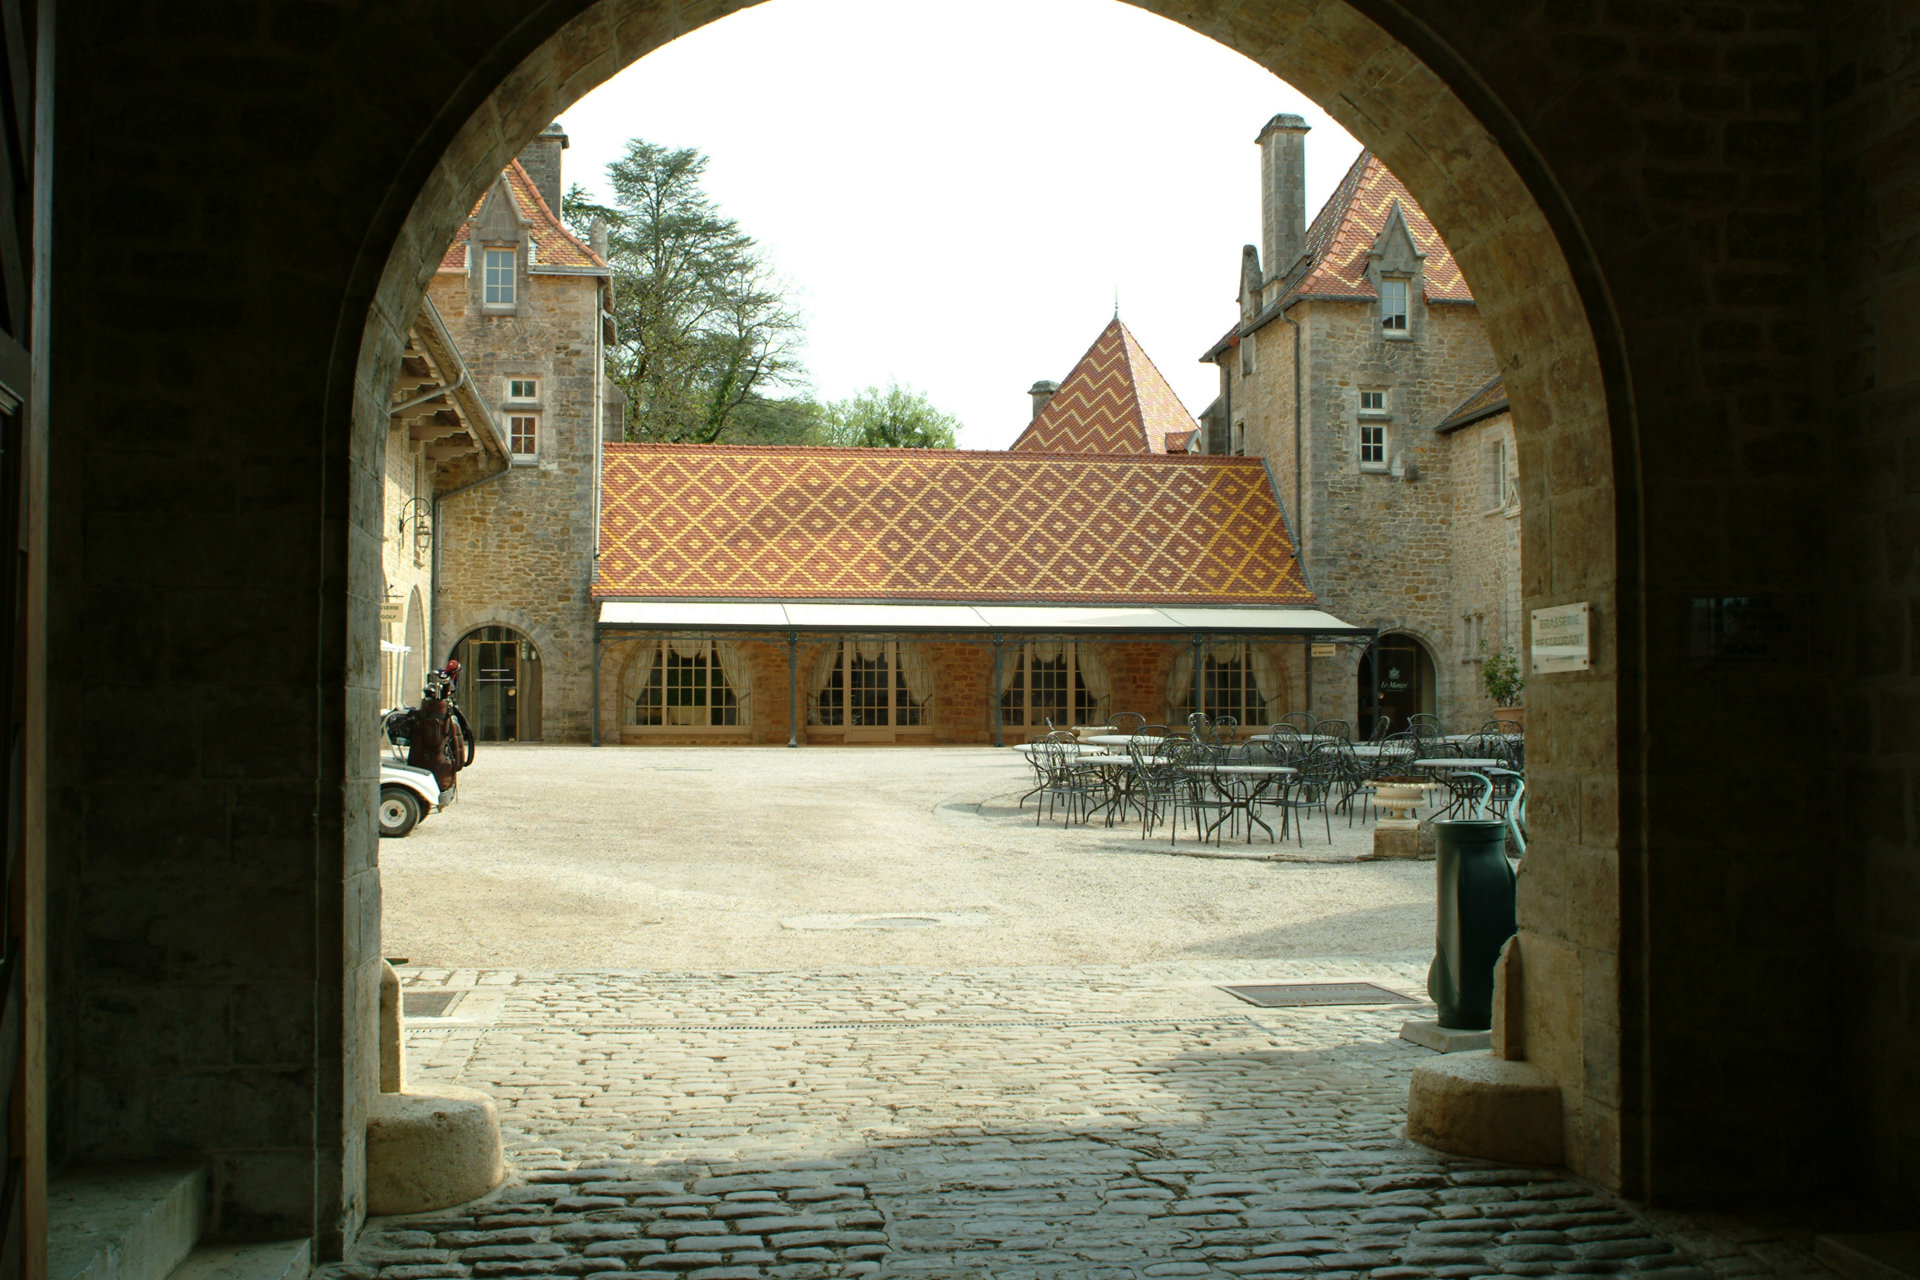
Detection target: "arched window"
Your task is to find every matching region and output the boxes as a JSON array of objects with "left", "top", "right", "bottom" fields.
[
  {"left": 1169, "top": 644, "right": 1283, "bottom": 726},
  {"left": 631, "top": 638, "right": 749, "bottom": 727},
  {"left": 809, "top": 641, "right": 931, "bottom": 728},
  {"left": 1000, "top": 643, "right": 1111, "bottom": 729}
]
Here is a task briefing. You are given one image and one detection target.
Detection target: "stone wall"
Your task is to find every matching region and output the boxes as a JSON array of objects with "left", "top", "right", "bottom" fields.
[
  {"left": 1824, "top": 0, "right": 1920, "bottom": 1210},
  {"left": 47, "top": 0, "right": 1907, "bottom": 1256},
  {"left": 430, "top": 267, "right": 603, "bottom": 743},
  {"left": 1233, "top": 294, "right": 1499, "bottom": 730},
  {"left": 381, "top": 429, "right": 433, "bottom": 708},
  {"left": 1445, "top": 409, "right": 1524, "bottom": 727}
]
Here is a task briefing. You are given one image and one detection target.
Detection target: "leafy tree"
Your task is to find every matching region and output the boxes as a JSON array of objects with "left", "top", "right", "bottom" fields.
[
  {"left": 565, "top": 141, "right": 804, "bottom": 443},
  {"left": 722, "top": 394, "right": 826, "bottom": 445},
  {"left": 814, "top": 382, "right": 961, "bottom": 449}
]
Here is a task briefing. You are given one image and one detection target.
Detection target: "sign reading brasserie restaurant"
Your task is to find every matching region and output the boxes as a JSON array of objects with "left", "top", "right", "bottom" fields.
[{"left": 1531, "top": 601, "right": 1591, "bottom": 674}]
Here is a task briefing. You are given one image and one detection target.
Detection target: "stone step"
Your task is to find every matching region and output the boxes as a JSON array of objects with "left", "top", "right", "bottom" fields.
[
  {"left": 166, "top": 1240, "right": 311, "bottom": 1280},
  {"left": 49, "top": 1165, "right": 206, "bottom": 1280}
]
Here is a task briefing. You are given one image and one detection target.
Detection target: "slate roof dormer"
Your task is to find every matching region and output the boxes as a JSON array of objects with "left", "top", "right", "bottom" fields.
[{"left": 1010, "top": 318, "right": 1204, "bottom": 455}]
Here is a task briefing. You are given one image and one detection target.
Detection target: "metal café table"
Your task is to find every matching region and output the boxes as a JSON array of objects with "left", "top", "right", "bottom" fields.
[
  {"left": 1183, "top": 763, "right": 1296, "bottom": 843},
  {"left": 1414, "top": 758, "right": 1510, "bottom": 817},
  {"left": 1079, "top": 734, "right": 1167, "bottom": 749}
]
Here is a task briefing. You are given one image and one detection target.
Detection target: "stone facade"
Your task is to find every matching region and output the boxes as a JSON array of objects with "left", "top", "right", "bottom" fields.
[
  {"left": 427, "top": 144, "right": 611, "bottom": 743},
  {"left": 1207, "top": 136, "right": 1512, "bottom": 733},
  {"left": 1443, "top": 406, "right": 1523, "bottom": 726}
]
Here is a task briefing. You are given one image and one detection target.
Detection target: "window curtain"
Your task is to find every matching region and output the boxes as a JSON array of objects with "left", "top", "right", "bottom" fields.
[
  {"left": 806, "top": 643, "right": 841, "bottom": 724},
  {"left": 854, "top": 639, "right": 887, "bottom": 663},
  {"left": 1249, "top": 647, "right": 1281, "bottom": 722},
  {"left": 998, "top": 645, "right": 1021, "bottom": 695},
  {"left": 1206, "top": 642, "right": 1241, "bottom": 665},
  {"left": 1075, "top": 644, "right": 1112, "bottom": 718},
  {"left": 667, "top": 635, "right": 707, "bottom": 661},
  {"left": 1031, "top": 640, "right": 1064, "bottom": 665},
  {"left": 1168, "top": 649, "right": 1194, "bottom": 711},
  {"left": 713, "top": 641, "right": 751, "bottom": 718},
  {"left": 898, "top": 644, "right": 936, "bottom": 706}
]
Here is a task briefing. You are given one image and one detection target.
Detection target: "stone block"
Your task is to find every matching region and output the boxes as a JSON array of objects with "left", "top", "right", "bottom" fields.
[
  {"left": 1399, "top": 1020, "right": 1491, "bottom": 1053},
  {"left": 366, "top": 1085, "right": 506, "bottom": 1216},
  {"left": 1406, "top": 1052, "right": 1564, "bottom": 1166},
  {"left": 1367, "top": 819, "right": 1423, "bottom": 860},
  {"left": 380, "top": 962, "right": 404, "bottom": 1093}
]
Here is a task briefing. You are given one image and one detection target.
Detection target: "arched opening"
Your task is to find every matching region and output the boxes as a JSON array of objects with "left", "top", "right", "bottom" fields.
[
  {"left": 1359, "top": 632, "right": 1437, "bottom": 738},
  {"left": 402, "top": 587, "right": 427, "bottom": 704},
  {"left": 453, "top": 624, "right": 543, "bottom": 742},
  {"left": 339, "top": 0, "right": 1634, "bottom": 1241}
]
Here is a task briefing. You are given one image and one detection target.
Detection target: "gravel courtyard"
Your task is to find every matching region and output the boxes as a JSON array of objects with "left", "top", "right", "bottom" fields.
[{"left": 380, "top": 745, "right": 1433, "bottom": 970}]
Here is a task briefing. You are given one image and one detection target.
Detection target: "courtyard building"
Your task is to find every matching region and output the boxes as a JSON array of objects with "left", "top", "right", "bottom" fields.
[{"left": 1201, "top": 119, "right": 1520, "bottom": 734}]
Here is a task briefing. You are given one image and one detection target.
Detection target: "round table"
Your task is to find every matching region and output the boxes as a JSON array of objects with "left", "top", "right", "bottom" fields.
[
  {"left": 1182, "top": 763, "right": 1297, "bottom": 843},
  {"left": 1080, "top": 734, "right": 1166, "bottom": 748},
  {"left": 1414, "top": 759, "right": 1514, "bottom": 819}
]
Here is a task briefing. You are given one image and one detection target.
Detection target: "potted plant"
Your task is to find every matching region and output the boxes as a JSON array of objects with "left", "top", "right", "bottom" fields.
[{"left": 1481, "top": 641, "right": 1525, "bottom": 727}]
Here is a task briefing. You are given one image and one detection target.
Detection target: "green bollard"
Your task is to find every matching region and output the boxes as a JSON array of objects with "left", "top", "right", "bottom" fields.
[{"left": 1427, "top": 817, "right": 1517, "bottom": 1030}]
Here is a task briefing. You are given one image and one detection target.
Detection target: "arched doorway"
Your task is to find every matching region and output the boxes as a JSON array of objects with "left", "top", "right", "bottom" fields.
[
  {"left": 342, "top": 0, "right": 1634, "bottom": 1219},
  {"left": 453, "top": 625, "right": 543, "bottom": 742},
  {"left": 1359, "top": 632, "right": 1436, "bottom": 738}
]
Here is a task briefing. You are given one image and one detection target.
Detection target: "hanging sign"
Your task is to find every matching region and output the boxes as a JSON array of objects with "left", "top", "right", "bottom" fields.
[
  {"left": 379, "top": 601, "right": 403, "bottom": 624},
  {"left": 1530, "top": 602, "right": 1591, "bottom": 674}
]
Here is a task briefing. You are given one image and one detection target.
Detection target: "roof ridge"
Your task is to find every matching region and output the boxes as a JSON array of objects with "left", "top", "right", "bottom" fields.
[{"left": 603, "top": 440, "right": 1262, "bottom": 464}]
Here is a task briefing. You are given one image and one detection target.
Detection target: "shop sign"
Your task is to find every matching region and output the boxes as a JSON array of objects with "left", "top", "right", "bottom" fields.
[
  {"left": 1531, "top": 602, "right": 1591, "bottom": 674},
  {"left": 379, "top": 601, "right": 403, "bottom": 624},
  {"left": 1311, "top": 644, "right": 1337, "bottom": 658}
]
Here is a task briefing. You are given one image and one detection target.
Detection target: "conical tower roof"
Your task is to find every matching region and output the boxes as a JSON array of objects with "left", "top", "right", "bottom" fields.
[{"left": 1011, "top": 319, "right": 1202, "bottom": 454}]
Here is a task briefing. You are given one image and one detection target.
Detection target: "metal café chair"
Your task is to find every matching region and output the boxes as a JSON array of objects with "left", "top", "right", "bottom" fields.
[
  {"left": 1034, "top": 731, "right": 1097, "bottom": 827},
  {"left": 1127, "top": 738, "right": 1182, "bottom": 840},
  {"left": 1270, "top": 749, "right": 1338, "bottom": 846},
  {"left": 1111, "top": 711, "right": 1147, "bottom": 736},
  {"left": 1275, "top": 711, "right": 1315, "bottom": 735}
]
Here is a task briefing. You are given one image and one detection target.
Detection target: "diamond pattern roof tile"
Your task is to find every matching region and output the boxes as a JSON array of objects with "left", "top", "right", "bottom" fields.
[
  {"left": 1010, "top": 319, "right": 1204, "bottom": 454},
  {"left": 1285, "top": 151, "right": 1473, "bottom": 305},
  {"left": 594, "top": 445, "right": 1314, "bottom": 607}
]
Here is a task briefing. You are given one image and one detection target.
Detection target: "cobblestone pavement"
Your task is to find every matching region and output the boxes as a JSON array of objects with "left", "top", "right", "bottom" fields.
[{"left": 332, "top": 963, "right": 1836, "bottom": 1280}]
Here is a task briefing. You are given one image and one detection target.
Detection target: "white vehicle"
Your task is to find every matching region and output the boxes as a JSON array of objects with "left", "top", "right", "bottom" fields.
[{"left": 380, "top": 758, "right": 448, "bottom": 838}]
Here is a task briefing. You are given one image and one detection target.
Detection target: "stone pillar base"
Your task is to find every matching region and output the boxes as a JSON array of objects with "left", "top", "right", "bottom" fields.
[
  {"left": 1406, "top": 1051, "right": 1563, "bottom": 1165},
  {"left": 367, "top": 1085, "right": 507, "bottom": 1215},
  {"left": 1365, "top": 818, "right": 1422, "bottom": 859}
]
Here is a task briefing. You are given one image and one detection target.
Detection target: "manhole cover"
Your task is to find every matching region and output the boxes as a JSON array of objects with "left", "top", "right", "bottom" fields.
[
  {"left": 1217, "top": 982, "right": 1416, "bottom": 1008},
  {"left": 403, "top": 991, "right": 462, "bottom": 1018}
]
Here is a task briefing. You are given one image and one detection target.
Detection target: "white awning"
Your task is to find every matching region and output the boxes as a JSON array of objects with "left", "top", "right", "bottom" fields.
[{"left": 597, "top": 600, "right": 1370, "bottom": 638}]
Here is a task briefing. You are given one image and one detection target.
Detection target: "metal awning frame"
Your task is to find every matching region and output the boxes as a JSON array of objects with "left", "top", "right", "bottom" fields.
[{"left": 590, "top": 604, "right": 1378, "bottom": 749}]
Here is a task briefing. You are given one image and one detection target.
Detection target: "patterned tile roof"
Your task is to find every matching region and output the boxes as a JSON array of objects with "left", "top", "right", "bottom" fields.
[
  {"left": 1285, "top": 151, "right": 1473, "bottom": 305},
  {"left": 594, "top": 445, "right": 1313, "bottom": 606},
  {"left": 1010, "top": 319, "right": 1204, "bottom": 454},
  {"left": 1435, "top": 375, "right": 1509, "bottom": 433},
  {"left": 438, "top": 159, "right": 606, "bottom": 272}
]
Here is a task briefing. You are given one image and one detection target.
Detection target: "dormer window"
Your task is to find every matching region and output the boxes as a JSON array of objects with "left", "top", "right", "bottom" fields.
[
  {"left": 484, "top": 247, "right": 517, "bottom": 306},
  {"left": 1380, "top": 278, "right": 1409, "bottom": 335}
]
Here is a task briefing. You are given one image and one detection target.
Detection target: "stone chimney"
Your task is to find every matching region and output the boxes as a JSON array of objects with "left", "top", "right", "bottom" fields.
[
  {"left": 518, "top": 122, "right": 569, "bottom": 214},
  {"left": 1256, "top": 113, "right": 1310, "bottom": 286},
  {"left": 590, "top": 216, "right": 609, "bottom": 261},
  {"left": 1029, "top": 380, "right": 1061, "bottom": 420}
]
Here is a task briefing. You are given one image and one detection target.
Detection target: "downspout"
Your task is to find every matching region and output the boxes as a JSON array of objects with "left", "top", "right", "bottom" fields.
[{"left": 1281, "top": 308, "right": 1306, "bottom": 717}]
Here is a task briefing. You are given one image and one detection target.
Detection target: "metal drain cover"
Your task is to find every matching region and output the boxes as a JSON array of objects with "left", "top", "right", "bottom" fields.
[
  {"left": 1218, "top": 982, "right": 1417, "bottom": 1008},
  {"left": 403, "top": 990, "right": 462, "bottom": 1018}
]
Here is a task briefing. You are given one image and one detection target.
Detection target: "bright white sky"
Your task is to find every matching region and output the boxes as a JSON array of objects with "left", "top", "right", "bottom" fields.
[{"left": 555, "top": 0, "right": 1361, "bottom": 450}]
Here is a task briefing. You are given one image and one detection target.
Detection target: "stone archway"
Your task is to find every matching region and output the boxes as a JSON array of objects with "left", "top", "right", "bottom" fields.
[{"left": 341, "top": 0, "right": 1633, "bottom": 1224}]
